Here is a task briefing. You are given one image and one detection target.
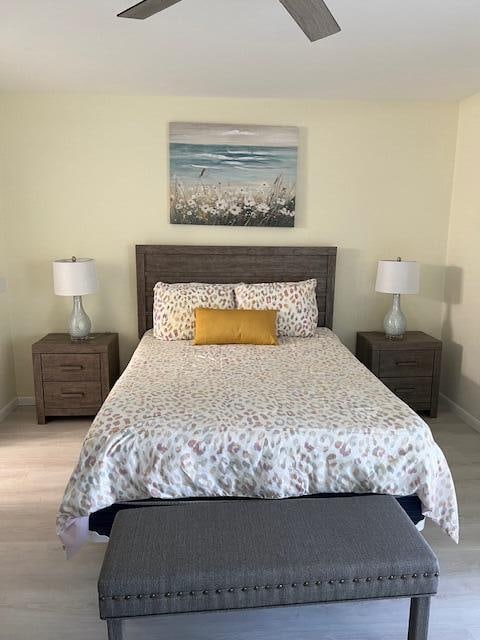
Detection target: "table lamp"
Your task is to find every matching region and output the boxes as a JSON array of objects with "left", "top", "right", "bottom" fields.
[
  {"left": 53, "top": 257, "right": 98, "bottom": 340},
  {"left": 375, "top": 257, "right": 420, "bottom": 340}
]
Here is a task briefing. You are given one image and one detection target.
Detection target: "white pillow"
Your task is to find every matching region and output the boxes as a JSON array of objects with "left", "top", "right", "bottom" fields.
[
  {"left": 153, "top": 282, "right": 235, "bottom": 340},
  {"left": 235, "top": 279, "right": 318, "bottom": 337}
]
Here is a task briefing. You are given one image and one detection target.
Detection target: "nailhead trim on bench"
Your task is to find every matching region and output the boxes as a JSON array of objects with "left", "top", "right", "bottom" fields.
[{"left": 99, "top": 572, "right": 439, "bottom": 602}]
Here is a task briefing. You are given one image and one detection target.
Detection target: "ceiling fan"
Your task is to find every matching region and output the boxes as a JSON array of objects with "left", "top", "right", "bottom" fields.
[{"left": 117, "top": 0, "right": 341, "bottom": 42}]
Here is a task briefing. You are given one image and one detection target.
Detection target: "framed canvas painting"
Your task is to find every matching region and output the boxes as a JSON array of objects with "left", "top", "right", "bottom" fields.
[{"left": 169, "top": 122, "right": 298, "bottom": 227}]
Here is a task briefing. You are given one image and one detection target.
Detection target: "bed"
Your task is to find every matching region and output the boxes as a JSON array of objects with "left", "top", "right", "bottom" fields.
[{"left": 57, "top": 245, "right": 458, "bottom": 557}]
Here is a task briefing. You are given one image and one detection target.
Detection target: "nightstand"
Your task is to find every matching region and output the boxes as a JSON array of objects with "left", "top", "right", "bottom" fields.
[
  {"left": 32, "top": 333, "right": 119, "bottom": 424},
  {"left": 356, "top": 331, "right": 442, "bottom": 418}
]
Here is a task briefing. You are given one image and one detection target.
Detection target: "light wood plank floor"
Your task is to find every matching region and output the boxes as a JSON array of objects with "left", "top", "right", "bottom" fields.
[{"left": 0, "top": 406, "right": 479, "bottom": 640}]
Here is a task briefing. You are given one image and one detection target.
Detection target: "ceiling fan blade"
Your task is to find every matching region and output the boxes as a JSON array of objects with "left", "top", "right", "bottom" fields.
[
  {"left": 118, "top": 0, "right": 184, "bottom": 19},
  {"left": 278, "top": 0, "right": 340, "bottom": 41}
]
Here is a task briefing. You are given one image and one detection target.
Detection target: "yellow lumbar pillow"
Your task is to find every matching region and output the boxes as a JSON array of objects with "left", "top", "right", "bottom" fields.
[{"left": 194, "top": 308, "right": 278, "bottom": 346}]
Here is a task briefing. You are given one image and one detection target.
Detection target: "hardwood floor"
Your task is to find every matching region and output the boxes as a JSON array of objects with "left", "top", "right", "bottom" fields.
[{"left": 0, "top": 406, "right": 479, "bottom": 640}]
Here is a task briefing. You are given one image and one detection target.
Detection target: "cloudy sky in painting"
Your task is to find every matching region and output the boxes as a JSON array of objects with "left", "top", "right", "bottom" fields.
[{"left": 170, "top": 122, "right": 298, "bottom": 147}]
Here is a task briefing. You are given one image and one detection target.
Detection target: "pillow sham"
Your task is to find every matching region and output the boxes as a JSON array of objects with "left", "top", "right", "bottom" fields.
[
  {"left": 193, "top": 308, "right": 278, "bottom": 346},
  {"left": 153, "top": 282, "right": 235, "bottom": 340},
  {"left": 235, "top": 279, "right": 318, "bottom": 337}
]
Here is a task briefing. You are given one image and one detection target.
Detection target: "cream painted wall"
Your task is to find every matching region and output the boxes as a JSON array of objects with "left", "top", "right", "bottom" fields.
[
  {"left": 442, "top": 93, "right": 480, "bottom": 421},
  {"left": 0, "top": 96, "right": 458, "bottom": 396},
  {"left": 0, "top": 199, "right": 16, "bottom": 411}
]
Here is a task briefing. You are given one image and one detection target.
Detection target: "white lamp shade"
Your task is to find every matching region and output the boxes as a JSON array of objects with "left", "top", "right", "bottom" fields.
[
  {"left": 375, "top": 260, "right": 420, "bottom": 295},
  {"left": 53, "top": 258, "right": 98, "bottom": 296}
]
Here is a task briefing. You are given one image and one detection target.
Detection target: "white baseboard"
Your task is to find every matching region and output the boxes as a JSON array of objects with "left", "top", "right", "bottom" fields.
[
  {"left": 0, "top": 396, "right": 36, "bottom": 423},
  {"left": 0, "top": 397, "right": 18, "bottom": 423},
  {"left": 440, "top": 392, "right": 480, "bottom": 434}
]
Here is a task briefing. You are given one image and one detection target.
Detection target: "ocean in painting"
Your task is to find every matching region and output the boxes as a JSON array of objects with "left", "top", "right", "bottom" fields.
[
  {"left": 170, "top": 143, "right": 298, "bottom": 186},
  {"left": 169, "top": 123, "right": 298, "bottom": 227}
]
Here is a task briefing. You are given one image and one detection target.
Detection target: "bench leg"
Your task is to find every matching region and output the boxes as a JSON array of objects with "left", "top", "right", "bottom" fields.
[
  {"left": 408, "top": 596, "right": 430, "bottom": 640},
  {"left": 107, "top": 619, "right": 125, "bottom": 640}
]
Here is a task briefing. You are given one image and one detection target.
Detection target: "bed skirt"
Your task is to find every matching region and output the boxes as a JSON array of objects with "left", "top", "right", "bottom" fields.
[{"left": 88, "top": 493, "right": 424, "bottom": 538}]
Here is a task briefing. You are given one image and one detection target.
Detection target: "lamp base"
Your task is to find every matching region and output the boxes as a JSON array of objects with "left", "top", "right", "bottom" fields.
[
  {"left": 69, "top": 295, "right": 92, "bottom": 341},
  {"left": 383, "top": 293, "right": 406, "bottom": 340}
]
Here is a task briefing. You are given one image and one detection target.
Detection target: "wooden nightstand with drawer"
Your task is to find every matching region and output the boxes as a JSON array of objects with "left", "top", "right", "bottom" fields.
[
  {"left": 32, "top": 333, "right": 119, "bottom": 424},
  {"left": 356, "top": 331, "right": 442, "bottom": 418}
]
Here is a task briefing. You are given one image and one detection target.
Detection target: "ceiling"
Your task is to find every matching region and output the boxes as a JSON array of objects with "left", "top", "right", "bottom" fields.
[{"left": 1, "top": 0, "right": 480, "bottom": 100}]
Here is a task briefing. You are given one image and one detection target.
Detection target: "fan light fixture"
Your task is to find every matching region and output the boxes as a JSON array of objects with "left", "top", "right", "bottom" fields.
[{"left": 117, "top": 0, "right": 341, "bottom": 42}]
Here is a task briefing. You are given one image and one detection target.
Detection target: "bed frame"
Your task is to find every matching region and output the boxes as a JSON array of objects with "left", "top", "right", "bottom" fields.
[{"left": 136, "top": 245, "right": 338, "bottom": 338}]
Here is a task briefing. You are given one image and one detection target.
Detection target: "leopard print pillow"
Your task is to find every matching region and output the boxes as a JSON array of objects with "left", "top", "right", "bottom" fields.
[
  {"left": 235, "top": 279, "right": 318, "bottom": 337},
  {"left": 153, "top": 282, "right": 235, "bottom": 340}
]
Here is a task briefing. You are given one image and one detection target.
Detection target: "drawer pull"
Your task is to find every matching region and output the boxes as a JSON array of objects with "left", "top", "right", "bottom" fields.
[
  {"left": 394, "top": 387, "right": 416, "bottom": 393},
  {"left": 395, "top": 361, "right": 418, "bottom": 367},
  {"left": 61, "top": 391, "right": 85, "bottom": 397},
  {"left": 61, "top": 365, "right": 84, "bottom": 371}
]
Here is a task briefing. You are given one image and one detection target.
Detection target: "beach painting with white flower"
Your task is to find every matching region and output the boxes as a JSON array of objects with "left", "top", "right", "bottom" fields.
[{"left": 169, "top": 122, "right": 298, "bottom": 227}]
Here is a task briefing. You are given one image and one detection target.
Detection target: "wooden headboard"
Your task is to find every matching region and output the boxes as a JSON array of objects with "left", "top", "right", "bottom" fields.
[{"left": 136, "top": 245, "right": 337, "bottom": 338}]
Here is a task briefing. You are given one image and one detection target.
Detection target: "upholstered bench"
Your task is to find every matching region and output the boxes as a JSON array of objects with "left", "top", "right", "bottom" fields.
[{"left": 98, "top": 496, "right": 439, "bottom": 640}]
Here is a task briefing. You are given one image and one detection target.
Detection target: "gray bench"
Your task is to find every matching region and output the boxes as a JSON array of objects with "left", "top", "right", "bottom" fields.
[{"left": 98, "top": 496, "right": 439, "bottom": 640}]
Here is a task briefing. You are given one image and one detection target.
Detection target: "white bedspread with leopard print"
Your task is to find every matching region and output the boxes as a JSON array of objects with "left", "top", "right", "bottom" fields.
[{"left": 58, "top": 329, "right": 458, "bottom": 555}]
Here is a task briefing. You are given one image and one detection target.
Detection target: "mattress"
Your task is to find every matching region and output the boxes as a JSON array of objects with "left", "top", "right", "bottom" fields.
[{"left": 58, "top": 329, "right": 458, "bottom": 556}]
